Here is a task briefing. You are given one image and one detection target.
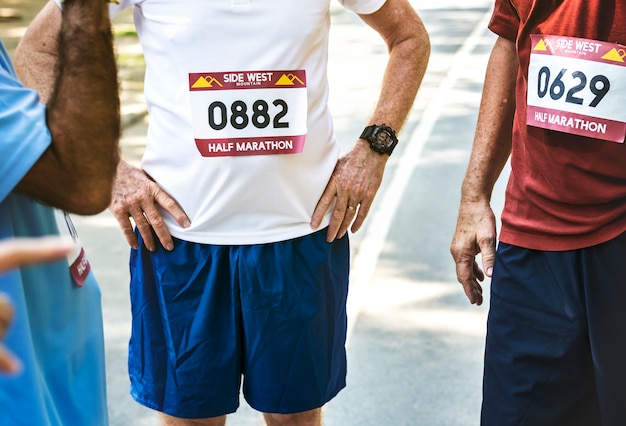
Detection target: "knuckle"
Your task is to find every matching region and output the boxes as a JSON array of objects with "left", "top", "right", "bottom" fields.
[
  {"left": 477, "top": 233, "right": 495, "bottom": 247},
  {"left": 161, "top": 197, "right": 176, "bottom": 209},
  {"left": 332, "top": 209, "right": 345, "bottom": 220},
  {"left": 149, "top": 215, "right": 164, "bottom": 227}
]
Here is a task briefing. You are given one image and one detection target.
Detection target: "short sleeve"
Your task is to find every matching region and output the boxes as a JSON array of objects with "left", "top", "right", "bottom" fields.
[
  {"left": 108, "top": 0, "right": 134, "bottom": 18},
  {"left": 488, "top": 0, "right": 520, "bottom": 41},
  {"left": 337, "top": 0, "right": 386, "bottom": 15},
  {"left": 0, "top": 44, "right": 51, "bottom": 202}
]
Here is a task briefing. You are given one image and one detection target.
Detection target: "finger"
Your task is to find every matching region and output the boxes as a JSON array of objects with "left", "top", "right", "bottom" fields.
[
  {"left": 0, "top": 346, "right": 20, "bottom": 374},
  {"left": 326, "top": 197, "right": 353, "bottom": 242},
  {"left": 350, "top": 199, "right": 371, "bottom": 234},
  {"left": 311, "top": 187, "right": 336, "bottom": 229},
  {"left": 473, "top": 260, "right": 485, "bottom": 282},
  {"left": 119, "top": 204, "right": 155, "bottom": 252},
  {"left": 110, "top": 208, "right": 139, "bottom": 249},
  {"left": 325, "top": 212, "right": 341, "bottom": 242},
  {"left": 454, "top": 257, "right": 483, "bottom": 304},
  {"left": 0, "top": 295, "right": 21, "bottom": 374},
  {"left": 0, "top": 295, "right": 13, "bottom": 339},
  {"left": 462, "top": 280, "right": 484, "bottom": 306},
  {"left": 154, "top": 188, "right": 190, "bottom": 229},
  {"left": 0, "top": 237, "right": 74, "bottom": 272},
  {"left": 142, "top": 205, "right": 174, "bottom": 251},
  {"left": 337, "top": 202, "right": 358, "bottom": 239},
  {"left": 133, "top": 212, "right": 157, "bottom": 252},
  {"left": 479, "top": 238, "right": 497, "bottom": 278}
]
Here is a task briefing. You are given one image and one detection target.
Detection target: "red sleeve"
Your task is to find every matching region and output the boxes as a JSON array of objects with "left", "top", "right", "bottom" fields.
[{"left": 488, "top": 0, "right": 519, "bottom": 41}]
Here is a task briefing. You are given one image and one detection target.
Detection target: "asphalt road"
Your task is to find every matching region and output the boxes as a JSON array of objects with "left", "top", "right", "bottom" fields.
[{"left": 70, "top": 1, "right": 508, "bottom": 424}]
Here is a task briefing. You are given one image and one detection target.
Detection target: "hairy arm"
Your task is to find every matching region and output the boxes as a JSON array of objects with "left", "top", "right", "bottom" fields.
[
  {"left": 13, "top": 0, "right": 120, "bottom": 215},
  {"left": 311, "top": 0, "right": 431, "bottom": 241},
  {"left": 359, "top": 0, "right": 430, "bottom": 135},
  {"left": 450, "top": 36, "right": 517, "bottom": 305}
]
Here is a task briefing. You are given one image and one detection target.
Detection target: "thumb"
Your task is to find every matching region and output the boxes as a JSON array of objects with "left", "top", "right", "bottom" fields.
[{"left": 479, "top": 239, "right": 497, "bottom": 278}]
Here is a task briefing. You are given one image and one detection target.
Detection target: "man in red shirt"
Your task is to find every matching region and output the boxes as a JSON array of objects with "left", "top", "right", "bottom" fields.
[{"left": 451, "top": 1, "right": 626, "bottom": 425}]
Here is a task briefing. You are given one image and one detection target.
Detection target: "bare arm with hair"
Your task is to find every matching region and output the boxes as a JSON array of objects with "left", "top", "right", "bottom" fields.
[
  {"left": 311, "top": 0, "right": 431, "bottom": 241},
  {"left": 13, "top": 0, "right": 120, "bottom": 215},
  {"left": 449, "top": 36, "right": 518, "bottom": 305}
]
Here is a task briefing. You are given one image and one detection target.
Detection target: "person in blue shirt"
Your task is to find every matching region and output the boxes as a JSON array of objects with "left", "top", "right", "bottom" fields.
[
  {"left": 0, "top": 236, "right": 75, "bottom": 373},
  {"left": 0, "top": 0, "right": 120, "bottom": 424}
]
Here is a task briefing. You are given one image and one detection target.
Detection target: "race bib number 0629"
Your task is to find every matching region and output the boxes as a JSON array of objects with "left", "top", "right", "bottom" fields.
[
  {"left": 527, "top": 35, "right": 626, "bottom": 143},
  {"left": 189, "top": 70, "right": 308, "bottom": 157}
]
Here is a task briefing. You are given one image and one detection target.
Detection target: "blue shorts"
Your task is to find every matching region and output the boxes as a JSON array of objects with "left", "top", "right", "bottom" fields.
[
  {"left": 483, "top": 233, "right": 626, "bottom": 426},
  {"left": 127, "top": 228, "right": 350, "bottom": 418}
]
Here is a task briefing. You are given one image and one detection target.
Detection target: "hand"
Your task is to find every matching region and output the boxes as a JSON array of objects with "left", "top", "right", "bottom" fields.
[
  {"left": 449, "top": 200, "right": 497, "bottom": 306},
  {"left": 0, "top": 236, "right": 74, "bottom": 272},
  {"left": 0, "top": 294, "right": 18, "bottom": 374},
  {"left": 0, "top": 236, "right": 75, "bottom": 374},
  {"left": 109, "top": 160, "right": 190, "bottom": 252},
  {"left": 311, "top": 141, "right": 387, "bottom": 242}
]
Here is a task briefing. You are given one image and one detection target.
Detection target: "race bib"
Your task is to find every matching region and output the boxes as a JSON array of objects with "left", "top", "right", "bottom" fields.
[
  {"left": 189, "top": 70, "right": 308, "bottom": 157},
  {"left": 527, "top": 35, "right": 626, "bottom": 143},
  {"left": 54, "top": 210, "right": 91, "bottom": 287}
]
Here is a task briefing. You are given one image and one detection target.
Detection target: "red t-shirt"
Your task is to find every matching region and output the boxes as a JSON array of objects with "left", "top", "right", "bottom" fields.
[{"left": 489, "top": 0, "right": 626, "bottom": 250}]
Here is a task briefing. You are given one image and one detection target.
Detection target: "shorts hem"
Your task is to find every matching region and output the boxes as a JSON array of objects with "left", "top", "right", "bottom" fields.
[
  {"left": 130, "top": 390, "right": 239, "bottom": 419},
  {"left": 245, "top": 382, "right": 346, "bottom": 415}
]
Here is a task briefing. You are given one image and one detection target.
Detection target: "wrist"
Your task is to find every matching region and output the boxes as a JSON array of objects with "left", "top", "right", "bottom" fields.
[{"left": 359, "top": 124, "right": 398, "bottom": 156}]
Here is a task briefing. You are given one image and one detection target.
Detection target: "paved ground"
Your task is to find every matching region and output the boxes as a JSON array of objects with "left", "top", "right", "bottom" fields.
[{"left": 2, "top": 2, "right": 506, "bottom": 425}]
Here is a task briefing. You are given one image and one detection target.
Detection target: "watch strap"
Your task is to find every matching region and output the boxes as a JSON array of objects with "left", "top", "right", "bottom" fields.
[{"left": 360, "top": 125, "right": 376, "bottom": 140}]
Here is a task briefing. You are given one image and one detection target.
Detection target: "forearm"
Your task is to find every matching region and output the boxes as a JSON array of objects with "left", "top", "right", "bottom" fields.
[
  {"left": 15, "top": 0, "right": 120, "bottom": 215},
  {"left": 362, "top": 1, "right": 430, "bottom": 132},
  {"left": 461, "top": 36, "right": 517, "bottom": 204}
]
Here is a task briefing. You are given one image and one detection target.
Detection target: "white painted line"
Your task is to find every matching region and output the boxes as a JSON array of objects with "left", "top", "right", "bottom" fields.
[{"left": 345, "top": 9, "right": 494, "bottom": 343}]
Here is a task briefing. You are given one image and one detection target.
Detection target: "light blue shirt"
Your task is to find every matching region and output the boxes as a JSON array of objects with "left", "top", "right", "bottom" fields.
[{"left": 0, "top": 41, "right": 108, "bottom": 426}]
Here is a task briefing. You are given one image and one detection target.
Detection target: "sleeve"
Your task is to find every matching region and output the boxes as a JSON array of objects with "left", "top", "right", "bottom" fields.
[
  {"left": 0, "top": 45, "right": 51, "bottom": 203},
  {"left": 488, "top": 0, "right": 520, "bottom": 41},
  {"left": 337, "top": 0, "right": 386, "bottom": 15}
]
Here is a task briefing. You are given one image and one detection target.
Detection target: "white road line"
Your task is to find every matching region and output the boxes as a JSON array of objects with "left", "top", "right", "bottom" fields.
[{"left": 346, "top": 9, "right": 494, "bottom": 343}]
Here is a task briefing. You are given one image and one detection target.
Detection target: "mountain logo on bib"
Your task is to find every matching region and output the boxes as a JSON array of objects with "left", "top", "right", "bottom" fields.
[
  {"left": 191, "top": 75, "right": 223, "bottom": 88},
  {"left": 533, "top": 38, "right": 549, "bottom": 51},
  {"left": 601, "top": 48, "right": 626, "bottom": 63},
  {"left": 275, "top": 73, "right": 305, "bottom": 86}
]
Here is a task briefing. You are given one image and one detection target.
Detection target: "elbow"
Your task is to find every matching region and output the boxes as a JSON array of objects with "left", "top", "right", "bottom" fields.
[
  {"left": 74, "top": 189, "right": 113, "bottom": 215},
  {"left": 412, "top": 17, "right": 431, "bottom": 65},
  {"left": 55, "top": 153, "right": 119, "bottom": 215},
  {"left": 422, "top": 29, "right": 431, "bottom": 61},
  {"left": 62, "top": 179, "right": 114, "bottom": 215},
  {"left": 390, "top": 15, "right": 431, "bottom": 76}
]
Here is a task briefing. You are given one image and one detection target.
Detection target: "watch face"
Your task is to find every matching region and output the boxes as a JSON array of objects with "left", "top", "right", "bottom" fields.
[
  {"left": 361, "top": 124, "right": 397, "bottom": 155},
  {"left": 374, "top": 129, "right": 394, "bottom": 149}
]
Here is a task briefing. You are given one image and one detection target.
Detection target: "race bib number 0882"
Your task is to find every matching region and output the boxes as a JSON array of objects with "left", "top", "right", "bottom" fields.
[
  {"left": 189, "top": 70, "right": 308, "bottom": 157},
  {"left": 527, "top": 35, "right": 626, "bottom": 143}
]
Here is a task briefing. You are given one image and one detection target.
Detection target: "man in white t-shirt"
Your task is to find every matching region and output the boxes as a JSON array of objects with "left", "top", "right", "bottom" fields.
[{"left": 19, "top": 0, "right": 430, "bottom": 424}]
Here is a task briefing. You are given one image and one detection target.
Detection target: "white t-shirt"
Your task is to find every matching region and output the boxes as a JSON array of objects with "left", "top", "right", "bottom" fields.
[{"left": 112, "top": 0, "right": 385, "bottom": 244}]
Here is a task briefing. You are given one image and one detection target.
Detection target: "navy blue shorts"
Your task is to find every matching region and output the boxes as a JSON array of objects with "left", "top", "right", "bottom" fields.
[
  {"left": 483, "top": 233, "right": 626, "bottom": 426},
  {"left": 127, "top": 228, "right": 350, "bottom": 418}
]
